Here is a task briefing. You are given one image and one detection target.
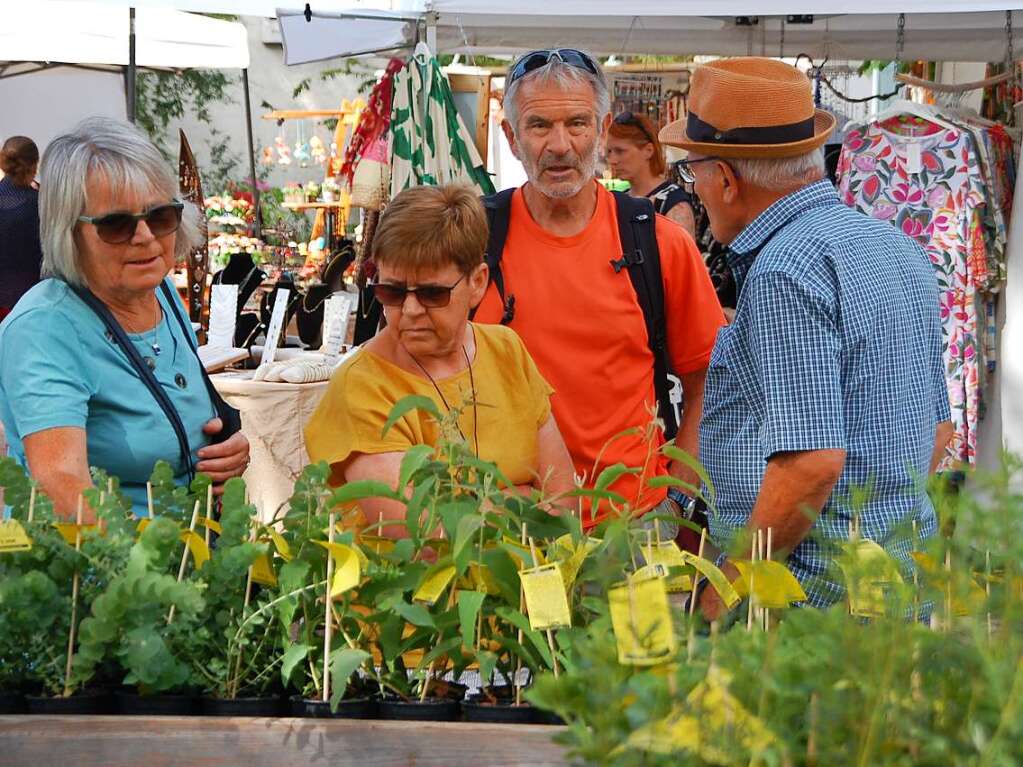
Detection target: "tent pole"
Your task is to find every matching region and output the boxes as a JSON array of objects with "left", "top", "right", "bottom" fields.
[
  {"left": 126, "top": 7, "right": 137, "bottom": 123},
  {"left": 242, "top": 68, "right": 263, "bottom": 239}
]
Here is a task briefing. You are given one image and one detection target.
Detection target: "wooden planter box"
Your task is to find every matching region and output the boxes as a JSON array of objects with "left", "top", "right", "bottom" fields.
[{"left": 0, "top": 716, "right": 568, "bottom": 767}]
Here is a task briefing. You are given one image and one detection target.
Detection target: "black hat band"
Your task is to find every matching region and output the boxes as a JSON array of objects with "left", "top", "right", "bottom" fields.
[{"left": 687, "top": 111, "right": 816, "bottom": 146}]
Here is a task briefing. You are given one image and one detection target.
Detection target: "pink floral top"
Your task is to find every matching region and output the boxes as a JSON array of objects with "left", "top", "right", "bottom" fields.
[{"left": 838, "top": 118, "right": 988, "bottom": 466}]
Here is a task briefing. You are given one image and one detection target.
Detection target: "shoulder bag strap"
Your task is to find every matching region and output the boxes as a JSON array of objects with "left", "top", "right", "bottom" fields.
[
  {"left": 610, "top": 191, "right": 677, "bottom": 440},
  {"left": 471, "top": 187, "right": 517, "bottom": 324},
  {"left": 70, "top": 283, "right": 195, "bottom": 481}
]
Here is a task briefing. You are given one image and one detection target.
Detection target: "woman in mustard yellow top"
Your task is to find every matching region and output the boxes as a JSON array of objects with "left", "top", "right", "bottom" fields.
[{"left": 305, "top": 184, "right": 575, "bottom": 537}]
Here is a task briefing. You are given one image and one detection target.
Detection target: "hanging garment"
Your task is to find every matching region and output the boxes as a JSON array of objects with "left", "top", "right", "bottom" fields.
[
  {"left": 389, "top": 50, "right": 495, "bottom": 196},
  {"left": 838, "top": 118, "right": 989, "bottom": 466}
]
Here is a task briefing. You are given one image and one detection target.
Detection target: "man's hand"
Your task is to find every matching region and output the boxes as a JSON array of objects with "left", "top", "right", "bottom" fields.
[
  {"left": 699, "top": 559, "right": 741, "bottom": 622},
  {"left": 667, "top": 459, "right": 701, "bottom": 494},
  {"left": 197, "top": 418, "right": 250, "bottom": 494}
]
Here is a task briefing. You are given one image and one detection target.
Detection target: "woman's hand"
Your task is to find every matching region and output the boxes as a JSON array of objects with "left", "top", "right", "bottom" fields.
[{"left": 197, "top": 418, "right": 250, "bottom": 494}]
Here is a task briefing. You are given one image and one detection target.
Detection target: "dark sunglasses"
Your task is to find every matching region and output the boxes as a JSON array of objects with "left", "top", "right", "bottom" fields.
[
  {"left": 371, "top": 274, "right": 466, "bottom": 308},
  {"left": 507, "top": 48, "right": 600, "bottom": 87},
  {"left": 672, "top": 156, "right": 728, "bottom": 184},
  {"left": 78, "top": 200, "right": 184, "bottom": 245},
  {"left": 614, "top": 111, "right": 656, "bottom": 145}
]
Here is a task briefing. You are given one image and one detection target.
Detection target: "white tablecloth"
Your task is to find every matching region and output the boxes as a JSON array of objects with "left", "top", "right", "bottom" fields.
[{"left": 212, "top": 371, "right": 330, "bottom": 521}]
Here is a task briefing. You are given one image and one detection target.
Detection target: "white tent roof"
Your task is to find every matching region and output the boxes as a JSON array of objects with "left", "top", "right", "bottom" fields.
[{"left": 0, "top": 2, "right": 249, "bottom": 70}]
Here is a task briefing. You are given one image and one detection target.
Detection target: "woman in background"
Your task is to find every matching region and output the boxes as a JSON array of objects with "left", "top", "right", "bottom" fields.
[{"left": 0, "top": 136, "right": 43, "bottom": 320}]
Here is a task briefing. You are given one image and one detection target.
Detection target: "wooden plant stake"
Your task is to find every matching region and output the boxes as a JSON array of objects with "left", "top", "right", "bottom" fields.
[
  {"left": 204, "top": 484, "right": 214, "bottom": 548},
  {"left": 746, "top": 535, "right": 758, "bottom": 632},
  {"left": 912, "top": 520, "right": 920, "bottom": 620},
  {"left": 146, "top": 481, "right": 155, "bottom": 519},
  {"left": 27, "top": 485, "right": 36, "bottom": 523},
  {"left": 229, "top": 516, "right": 259, "bottom": 699},
  {"left": 687, "top": 528, "right": 706, "bottom": 662},
  {"left": 167, "top": 501, "right": 201, "bottom": 626},
  {"left": 63, "top": 495, "right": 85, "bottom": 697},
  {"left": 514, "top": 523, "right": 528, "bottom": 706},
  {"left": 764, "top": 528, "right": 773, "bottom": 632},
  {"left": 944, "top": 549, "right": 953, "bottom": 633},
  {"left": 322, "top": 512, "right": 336, "bottom": 704},
  {"left": 986, "top": 550, "right": 993, "bottom": 640},
  {"left": 528, "top": 535, "right": 559, "bottom": 678}
]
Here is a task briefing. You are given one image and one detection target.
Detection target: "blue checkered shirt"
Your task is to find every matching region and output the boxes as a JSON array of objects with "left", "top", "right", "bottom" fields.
[{"left": 699, "top": 180, "right": 950, "bottom": 607}]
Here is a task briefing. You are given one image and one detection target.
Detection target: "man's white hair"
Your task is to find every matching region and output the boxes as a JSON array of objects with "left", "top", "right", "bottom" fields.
[
  {"left": 38, "top": 116, "right": 203, "bottom": 287},
  {"left": 727, "top": 148, "right": 826, "bottom": 193},
  {"left": 504, "top": 54, "right": 610, "bottom": 135}
]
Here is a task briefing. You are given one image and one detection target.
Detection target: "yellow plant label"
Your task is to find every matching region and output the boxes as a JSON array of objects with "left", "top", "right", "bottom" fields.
[
  {"left": 268, "top": 530, "right": 292, "bottom": 561},
  {"left": 838, "top": 539, "right": 903, "bottom": 617},
  {"left": 251, "top": 553, "right": 277, "bottom": 586},
  {"left": 520, "top": 564, "right": 572, "bottom": 630},
  {"left": 731, "top": 560, "right": 806, "bottom": 609},
  {"left": 136, "top": 519, "right": 150, "bottom": 535},
  {"left": 503, "top": 536, "right": 544, "bottom": 568},
  {"left": 467, "top": 563, "right": 499, "bottom": 594},
  {"left": 644, "top": 540, "right": 693, "bottom": 593},
  {"left": 681, "top": 551, "right": 741, "bottom": 609},
  {"left": 911, "top": 551, "right": 986, "bottom": 616},
  {"left": 0, "top": 520, "right": 32, "bottom": 552},
  {"left": 180, "top": 530, "right": 211, "bottom": 570},
  {"left": 552, "top": 535, "right": 598, "bottom": 591},
  {"left": 54, "top": 522, "right": 99, "bottom": 545},
  {"left": 414, "top": 565, "right": 457, "bottom": 605},
  {"left": 609, "top": 571, "right": 676, "bottom": 666},
  {"left": 359, "top": 534, "right": 396, "bottom": 556},
  {"left": 198, "top": 517, "right": 222, "bottom": 535},
  {"left": 314, "top": 541, "right": 362, "bottom": 598}
]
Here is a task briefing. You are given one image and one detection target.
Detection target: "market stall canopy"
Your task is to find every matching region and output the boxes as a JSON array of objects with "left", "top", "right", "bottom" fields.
[{"left": 0, "top": 1, "right": 249, "bottom": 72}]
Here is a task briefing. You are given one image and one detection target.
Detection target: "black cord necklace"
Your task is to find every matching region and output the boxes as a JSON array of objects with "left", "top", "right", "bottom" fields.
[{"left": 408, "top": 344, "right": 480, "bottom": 459}]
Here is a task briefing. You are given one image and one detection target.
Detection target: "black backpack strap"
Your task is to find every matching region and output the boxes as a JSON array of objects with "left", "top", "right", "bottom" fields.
[
  {"left": 610, "top": 191, "right": 678, "bottom": 440},
  {"left": 158, "top": 281, "right": 242, "bottom": 444},
  {"left": 70, "top": 283, "right": 195, "bottom": 481},
  {"left": 471, "top": 188, "right": 517, "bottom": 324}
]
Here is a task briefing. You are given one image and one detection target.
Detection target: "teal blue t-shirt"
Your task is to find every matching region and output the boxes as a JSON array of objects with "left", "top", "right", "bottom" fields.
[{"left": 0, "top": 278, "right": 215, "bottom": 514}]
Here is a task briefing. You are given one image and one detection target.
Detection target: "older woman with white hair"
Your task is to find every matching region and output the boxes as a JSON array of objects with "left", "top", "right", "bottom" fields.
[{"left": 0, "top": 117, "right": 249, "bottom": 521}]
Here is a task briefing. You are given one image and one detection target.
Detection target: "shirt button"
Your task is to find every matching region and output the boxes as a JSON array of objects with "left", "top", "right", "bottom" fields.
[{"left": 175, "top": 373, "right": 188, "bottom": 389}]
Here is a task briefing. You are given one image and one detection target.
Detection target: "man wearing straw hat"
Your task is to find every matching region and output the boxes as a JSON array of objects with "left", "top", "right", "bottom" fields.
[{"left": 659, "top": 58, "right": 953, "bottom": 616}]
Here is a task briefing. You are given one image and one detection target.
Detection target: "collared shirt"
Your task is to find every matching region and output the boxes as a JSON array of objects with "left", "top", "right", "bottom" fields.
[{"left": 699, "top": 180, "right": 950, "bottom": 607}]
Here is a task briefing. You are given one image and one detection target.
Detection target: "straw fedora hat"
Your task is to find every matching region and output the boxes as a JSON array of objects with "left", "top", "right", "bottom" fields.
[{"left": 659, "top": 57, "right": 835, "bottom": 159}]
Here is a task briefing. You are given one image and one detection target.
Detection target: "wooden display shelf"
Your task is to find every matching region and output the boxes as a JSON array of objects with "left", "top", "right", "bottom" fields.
[
  {"left": 282, "top": 201, "right": 346, "bottom": 211},
  {"left": 0, "top": 715, "right": 568, "bottom": 766}
]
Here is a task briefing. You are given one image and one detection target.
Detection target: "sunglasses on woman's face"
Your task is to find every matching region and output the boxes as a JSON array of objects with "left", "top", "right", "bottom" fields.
[
  {"left": 78, "top": 200, "right": 184, "bottom": 245},
  {"left": 371, "top": 274, "right": 466, "bottom": 308}
]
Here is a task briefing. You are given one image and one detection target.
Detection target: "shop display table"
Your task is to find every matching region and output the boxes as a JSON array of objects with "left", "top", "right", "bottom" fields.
[
  {"left": 0, "top": 716, "right": 568, "bottom": 767},
  {"left": 211, "top": 371, "right": 330, "bottom": 521}
]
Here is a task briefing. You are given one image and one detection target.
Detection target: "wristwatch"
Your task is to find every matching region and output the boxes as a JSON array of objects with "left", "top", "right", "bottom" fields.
[{"left": 666, "top": 487, "right": 697, "bottom": 518}]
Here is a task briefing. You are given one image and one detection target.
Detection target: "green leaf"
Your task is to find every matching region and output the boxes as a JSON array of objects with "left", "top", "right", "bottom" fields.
[
  {"left": 477, "top": 650, "right": 499, "bottom": 688},
  {"left": 382, "top": 395, "right": 441, "bottom": 437},
  {"left": 495, "top": 607, "right": 553, "bottom": 668},
  {"left": 457, "top": 590, "right": 486, "bottom": 651},
  {"left": 594, "top": 463, "right": 639, "bottom": 493},
  {"left": 329, "top": 648, "right": 371, "bottom": 712},
  {"left": 453, "top": 515, "right": 485, "bottom": 574},
  {"left": 281, "top": 644, "right": 311, "bottom": 687},
  {"left": 391, "top": 600, "right": 436, "bottom": 628},
  {"left": 331, "top": 480, "right": 402, "bottom": 506},
  {"left": 399, "top": 444, "right": 436, "bottom": 490},
  {"left": 661, "top": 445, "right": 715, "bottom": 504}
]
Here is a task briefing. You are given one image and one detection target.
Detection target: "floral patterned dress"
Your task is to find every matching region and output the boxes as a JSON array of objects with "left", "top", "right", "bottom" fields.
[{"left": 838, "top": 118, "right": 988, "bottom": 466}]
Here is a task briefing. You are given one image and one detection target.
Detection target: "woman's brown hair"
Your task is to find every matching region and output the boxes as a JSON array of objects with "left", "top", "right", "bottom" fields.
[
  {"left": 1, "top": 136, "right": 40, "bottom": 187},
  {"left": 608, "top": 113, "right": 667, "bottom": 177},
  {"left": 372, "top": 184, "right": 488, "bottom": 275}
]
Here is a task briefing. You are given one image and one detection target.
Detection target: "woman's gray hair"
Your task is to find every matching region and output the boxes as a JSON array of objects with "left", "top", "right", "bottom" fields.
[
  {"left": 728, "top": 148, "right": 826, "bottom": 193},
  {"left": 38, "top": 116, "right": 204, "bottom": 287},
  {"left": 504, "top": 53, "right": 610, "bottom": 136}
]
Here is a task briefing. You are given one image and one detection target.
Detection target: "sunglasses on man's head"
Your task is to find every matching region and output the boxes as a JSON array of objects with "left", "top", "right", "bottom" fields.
[
  {"left": 78, "top": 200, "right": 184, "bottom": 245},
  {"left": 371, "top": 274, "right": 466, "bottom": 308},
  {"left": 614, "top": 111, "right": 656, "bottom": 145},
  {"left": 507, "top": 49, "right": 600, "bottom": 86}
]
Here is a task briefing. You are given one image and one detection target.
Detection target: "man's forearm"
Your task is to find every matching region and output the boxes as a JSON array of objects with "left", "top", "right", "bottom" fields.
[{"left": 742, "top": 449, "right": 847, "bottom": 559}]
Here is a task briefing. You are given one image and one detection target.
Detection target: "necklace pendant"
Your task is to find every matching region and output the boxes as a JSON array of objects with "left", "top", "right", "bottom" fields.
[{"left": 152, "top": 342, "right": 162, "bottom": 356}]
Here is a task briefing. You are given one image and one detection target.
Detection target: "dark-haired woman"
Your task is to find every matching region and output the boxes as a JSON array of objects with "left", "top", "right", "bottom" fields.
[{"left": 0, "top": 136, "right": 42, "bottom": 320}]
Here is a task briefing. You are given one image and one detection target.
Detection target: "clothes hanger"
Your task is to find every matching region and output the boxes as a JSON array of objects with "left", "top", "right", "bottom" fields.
[{"left": 873, "top": 99, "right": 959, "bottom": 134}]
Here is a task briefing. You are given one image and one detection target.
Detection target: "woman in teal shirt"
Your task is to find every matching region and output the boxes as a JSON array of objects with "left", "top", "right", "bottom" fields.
[{"left": 0, "top": 117, "right": 249, "bottom": 521}]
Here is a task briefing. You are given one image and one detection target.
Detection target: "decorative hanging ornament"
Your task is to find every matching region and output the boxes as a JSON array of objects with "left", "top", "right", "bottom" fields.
[
  {"left": 275, "top": 135, "right": 292, "bottom": 166},
  {"left": 261, "top": 145, "right": 275, "bottom": 166},
  {"left": 294, "top": 122, "right": 311, "bottom": 168},
  {"left": 310, "top": 135, "right": 327, "bottom": 165}
]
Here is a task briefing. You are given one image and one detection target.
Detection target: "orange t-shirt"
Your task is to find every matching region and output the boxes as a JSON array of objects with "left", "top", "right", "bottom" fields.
[{"left": 474, "top": 182, "right": 725, "bottom": 526}]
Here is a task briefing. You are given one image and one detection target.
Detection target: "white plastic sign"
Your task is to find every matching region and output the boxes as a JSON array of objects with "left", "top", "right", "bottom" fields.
[
  {"left": 207, "top": 284, "right": 238, "bottom": 350},
  {"left": 321, "top": 292, "right": 354, "bottom": 362},
  {"left": 260, "top": 288, "right": 291, "bottom": 366}
]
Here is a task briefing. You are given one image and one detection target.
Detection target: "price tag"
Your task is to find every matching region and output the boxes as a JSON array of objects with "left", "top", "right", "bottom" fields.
[
  {"left": 314, "top": 541, "right": 362, "bottom": 597},
  {"left": 320, "top": 292, "right": 354, "bottom": 362},
  {"left": 905, "top": 142, "right": 923, "bottom": 175},
  {"left": 207, "top": 284, "right": 238, "bottom": 349},
  {"left": 251, "top": 553, "right": 277, "bottom": 586},
  {"left": 0, "top": 520, "right": 32, "bottom": 552},
  {"left": 609, "top": 571, "right": 676, "bottom": 666},
  {"left": 54, "top": 522, "right": 99, "bottom": 545},
  {"left": 681, "top": 550, "right": 741, "bottom": 609},
  {"left": 520, "top": 563, "right": 572, "bottom": 630},
  {"left": 259, "top": 288, "right": 291, "bottom": 366}
]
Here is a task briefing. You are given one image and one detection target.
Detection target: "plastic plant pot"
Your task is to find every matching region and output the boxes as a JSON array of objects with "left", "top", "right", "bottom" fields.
[
  {"left": 461, "top": 694, "right": 539, "bottom": 724},
  {"left": 26, "top": 689, "right": 112, "bottom": 715},
  {"left": 377, "top": 696, "right": 460, "bottom": 722},
  {"left": 201, "top": 696, "right": 284, "bottom": 717},
  {"left": 113, "top": 691, "right": 199, "bottom": 716},
  {"left": 0, "top": 691, "right": 25, "bottom": 714},
  {"left": 289, "top": 695, "right": 378, "bottom": 719}
]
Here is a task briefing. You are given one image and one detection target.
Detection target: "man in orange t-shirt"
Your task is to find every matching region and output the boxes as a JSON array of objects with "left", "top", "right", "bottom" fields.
[{"left": 473, "top": 49, "right": 725, "bottom": 529}]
